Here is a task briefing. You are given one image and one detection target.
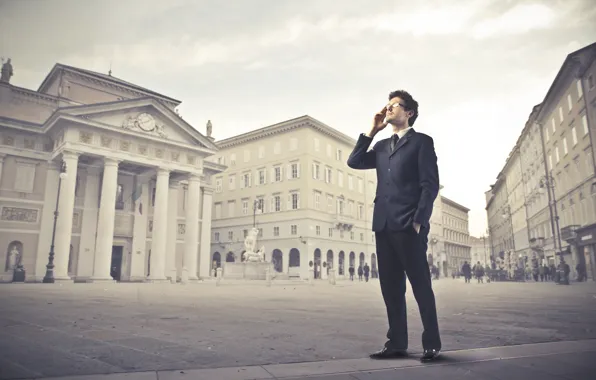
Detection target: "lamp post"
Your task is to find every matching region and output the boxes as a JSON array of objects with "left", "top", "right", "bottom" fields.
[
  {"left": 43, "top": 161, "right": 67, "bottom": 283},
  {"left": 539, "top": 175, "right": 563, "bottom": 257}
]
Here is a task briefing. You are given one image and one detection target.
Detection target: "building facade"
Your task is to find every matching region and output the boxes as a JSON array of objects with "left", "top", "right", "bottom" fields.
[
  {"left": 440, "top": 196, "right": 472, "bottom": 276},
  {"left": 503, "top": 146, "right": 530, "bottom": 267},
  {"left": 469, "top": 235, "right": 490, "bottom": 267},
  {"left": 486, "top": 174, "right": 512, "bottom": 268},
  {"left": 208, "top": 117, "right": 469, "bottom": 280},
  {"left": 486, "top": 42, "right": 596, "bottom": 280},
  {"left": 0, "top": 62, "right": 223, "bottom": 283}
]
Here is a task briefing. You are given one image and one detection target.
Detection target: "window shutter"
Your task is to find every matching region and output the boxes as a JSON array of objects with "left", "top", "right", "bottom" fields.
[
  {"left": 297, "top": 163, "right": 301, "bottom": 178},
  {"left": 263, "top": 169, "right": 267, "bottom": 184},
  {"left": 248, "top": 173, "right": 252, "bottom": 187},
  {"left": 271, "top": 197, "right": 275, "bottom": 212},
  {"left": 287, "top": 194, "right": 292, "bottom": 210},
  {"left": 271, "top": 168, "right": 275, "bottom": 182},
  {"left": 287, "top": 164, "right": 292, "bottom": 179},
  {"left": 297, "top": 193, "right": 301, "bottom": 209},
  {"left": 312, "top": 163, "right": 316, "bottom": 179},
  {"left": 240, "top": 176, "right": 245, "bottom": 189}
]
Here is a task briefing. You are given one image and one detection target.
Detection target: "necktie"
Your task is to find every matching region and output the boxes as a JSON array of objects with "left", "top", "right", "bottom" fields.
[{"left": 391, "top": 134, "right": 399, "bottom": 151}]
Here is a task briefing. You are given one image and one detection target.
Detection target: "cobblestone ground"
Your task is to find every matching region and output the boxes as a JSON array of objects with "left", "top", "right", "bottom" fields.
[{"left": 0, "top": 278, "right": 595, "bottom": 379}]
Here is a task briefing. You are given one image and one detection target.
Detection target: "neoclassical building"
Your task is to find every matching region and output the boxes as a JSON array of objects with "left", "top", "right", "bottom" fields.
[{"left": 0, "top": 62, "right": 224, "bottom": 283}]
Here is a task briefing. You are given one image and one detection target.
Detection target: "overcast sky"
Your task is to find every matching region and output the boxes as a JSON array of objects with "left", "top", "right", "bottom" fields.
[{"left": 1, "top": 0, "right": 595, "bottom": 237}]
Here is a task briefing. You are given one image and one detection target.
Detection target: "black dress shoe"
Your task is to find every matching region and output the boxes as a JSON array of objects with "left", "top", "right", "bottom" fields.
[
  {"left": 420, "top": 348, "right": 441, "bottom": 362},
  {"left": 369, "top": 347, "right": 408, "bottom": 359}
]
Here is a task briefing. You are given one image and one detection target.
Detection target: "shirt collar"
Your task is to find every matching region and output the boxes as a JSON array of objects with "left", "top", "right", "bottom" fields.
[{"left": 395, "top": 127, "right": 412, "bottom": 139}]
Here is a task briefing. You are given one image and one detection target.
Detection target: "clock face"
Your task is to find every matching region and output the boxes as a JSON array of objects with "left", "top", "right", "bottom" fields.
[{"left": 136, "top": 113, "right": 155, "bottom": 132}]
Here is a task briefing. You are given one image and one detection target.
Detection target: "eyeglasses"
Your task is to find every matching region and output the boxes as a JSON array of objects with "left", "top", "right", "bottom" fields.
[{"left": 386, "top": 103, "right": 406, "bottom": 112}]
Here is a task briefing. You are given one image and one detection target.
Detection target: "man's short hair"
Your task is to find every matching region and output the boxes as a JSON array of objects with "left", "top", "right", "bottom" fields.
[{"left": 389, "top": 90, "right": 419, "bottom": 126}]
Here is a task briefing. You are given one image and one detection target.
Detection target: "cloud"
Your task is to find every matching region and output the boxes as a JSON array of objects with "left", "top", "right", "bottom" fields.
[{"left": 471, "top": 3, "right": 557, "bottom": 39}]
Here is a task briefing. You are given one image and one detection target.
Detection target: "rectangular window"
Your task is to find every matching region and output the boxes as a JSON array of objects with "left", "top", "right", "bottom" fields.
[
  {"left": 291, "top": 225, "right": 298, "bottom": 235},
  {"left": 577, "top": 79, "right": 583, "bottom": 98},
  {"left": 583, "top": 114, "right": 589, "bottom": 135},
  {"left": 572, "top": 126, "right": 578, "bottom": 146},
  {"left": 273, "top": 226, "right": 279, "bottom": 236},
  {"left": 567, "top": 94, "right": 573, "bottom": 112}
]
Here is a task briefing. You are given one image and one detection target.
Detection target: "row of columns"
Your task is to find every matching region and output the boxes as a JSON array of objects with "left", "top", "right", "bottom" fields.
[{"left": 39, "top": 151, "right": 212, "bottom": 282}]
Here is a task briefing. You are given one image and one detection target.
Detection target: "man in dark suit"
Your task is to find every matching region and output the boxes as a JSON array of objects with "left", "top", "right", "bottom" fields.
[{"left": 347, "top": 90, "right": 441, "bottom": 362}]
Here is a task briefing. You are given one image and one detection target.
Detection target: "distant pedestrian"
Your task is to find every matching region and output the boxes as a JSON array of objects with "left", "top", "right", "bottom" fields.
[
  {"left": 349, "top": 266, "right": 355, "bottom": 281},
  {"left": 364, "top": 263, "right": 370, "bottom": 282},
  {"left": 461, "top": 261, "right": 471, "bottom": 283},
  {"left": 357, "top": 265, "right": 363, "bottom": 281}
]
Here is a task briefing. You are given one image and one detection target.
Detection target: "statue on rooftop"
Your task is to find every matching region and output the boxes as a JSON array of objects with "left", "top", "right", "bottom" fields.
[{"left": 1, "top": 58, "right": 13, "bottom": 83}]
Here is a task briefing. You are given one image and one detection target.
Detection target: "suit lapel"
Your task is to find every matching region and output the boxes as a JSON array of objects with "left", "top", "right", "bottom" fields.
[{"left": 389, "top": 129, "right": 415, "bottom": 158}]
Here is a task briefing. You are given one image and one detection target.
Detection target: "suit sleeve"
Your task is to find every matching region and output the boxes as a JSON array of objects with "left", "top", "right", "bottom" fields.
[
  {"left": 413, "top": 136, "right": 439, "bottom": 226},
  {"left": 347, "top": 133, "right": 377, "bottom": 170}
]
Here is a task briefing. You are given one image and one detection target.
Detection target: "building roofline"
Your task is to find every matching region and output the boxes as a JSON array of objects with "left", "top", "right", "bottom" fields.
[
  {"left": 441, "top": 195, "right": 470, "bottom": 212},
  {"left": 535, "top": 42, "right": 596, "bottom": 121},
  {"left": 37, "top": 63, "right": 182, "bottom": 105},
  {"left": 214, "top": 115, "right": 357, "bottom": 149}
]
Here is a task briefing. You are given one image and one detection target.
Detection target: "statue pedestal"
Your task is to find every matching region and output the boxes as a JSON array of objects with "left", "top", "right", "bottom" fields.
[{"left": 224, "top": 262, "right": 271, "bottom": 280}]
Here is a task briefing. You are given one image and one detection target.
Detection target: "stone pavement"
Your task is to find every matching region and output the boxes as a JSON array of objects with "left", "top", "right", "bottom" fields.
[
  {"left": 9, "top": 339, "right": 596, "bottom": 379},
  {"left": 0, "top": 279, "right": 595, "bottom": 379}
]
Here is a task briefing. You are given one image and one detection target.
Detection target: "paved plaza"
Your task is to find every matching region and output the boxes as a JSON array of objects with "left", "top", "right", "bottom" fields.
[{"left": 0, "top": 279, "right": 595, "bottom": 379}]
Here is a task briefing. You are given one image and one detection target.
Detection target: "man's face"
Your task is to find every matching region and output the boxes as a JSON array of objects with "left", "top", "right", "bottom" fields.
[{"left": 385, "top": 97, "right": 411, "bottom": 126}]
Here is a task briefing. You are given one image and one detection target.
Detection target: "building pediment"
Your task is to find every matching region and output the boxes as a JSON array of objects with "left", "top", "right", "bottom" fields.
[{"left": 44, "top": 97, "right": 218, "bottom": 152}]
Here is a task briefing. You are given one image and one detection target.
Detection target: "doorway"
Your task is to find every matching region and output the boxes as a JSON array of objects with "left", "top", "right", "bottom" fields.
[{"left": 110, "top": 246, "right": 123, "bottom": 281}]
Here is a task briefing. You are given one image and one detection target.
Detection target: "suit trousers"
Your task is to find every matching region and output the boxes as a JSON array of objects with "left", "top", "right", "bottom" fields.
[{"left": 375, "top": 226, "right": 441, "bottom": 351}]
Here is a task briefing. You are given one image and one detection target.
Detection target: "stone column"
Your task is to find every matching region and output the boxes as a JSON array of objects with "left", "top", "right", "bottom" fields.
[
  {"left": 183, "top": 174, "right": 201, "bottom": 282},
  {"left": 76, "top": 167, "right": 101, "bottom": 280},
  {"left": 33, "top": 161, "right": 60, "bottom": 281},
  {"left": 0, "top": 154, "right": 5, "bottom": 187},
  {"left": 198, "top": 186, "right": 213, "bottom": 279},
  {"left": 130, "top": 181, "right": 149, "bottom": 281},
  {"left": 53, "top": 151, "right": 79, "bottom": 281},
  {"left": 147, "top": 168, "right": 170, "bottom": 281},
  {"left": 166, "top": 180, "right": 180, "bottom": 282},
  {"left": 90, "top": 158, "right": 120, "bottom": 282}
]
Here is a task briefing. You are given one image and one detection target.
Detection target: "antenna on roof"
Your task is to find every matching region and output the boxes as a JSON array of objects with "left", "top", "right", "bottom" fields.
[{"left": 108, "top": 61, "right": 112, "bottom": 76}]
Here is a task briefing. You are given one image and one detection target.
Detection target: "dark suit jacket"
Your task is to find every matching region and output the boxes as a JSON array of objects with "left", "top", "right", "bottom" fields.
[{"left": 347, "top": 129, "right": 439, "bottom": 232}]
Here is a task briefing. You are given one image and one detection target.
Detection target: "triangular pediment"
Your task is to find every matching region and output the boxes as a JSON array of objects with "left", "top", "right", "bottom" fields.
[{"left": 50, "top": 97, "right": 218, "bottom": 151}]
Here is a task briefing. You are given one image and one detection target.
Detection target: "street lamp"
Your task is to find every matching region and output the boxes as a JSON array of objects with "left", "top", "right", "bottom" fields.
[
  {"left": 538, "top": 175, "right": 563, "bottom": 256},
  {"left": 43, "top": 161, "right": 67, "bottom": 283}
]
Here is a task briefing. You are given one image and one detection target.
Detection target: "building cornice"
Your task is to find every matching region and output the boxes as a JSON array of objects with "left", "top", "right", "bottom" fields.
[
  {"left": 214, "top": 115, "right": 357, "bottom": 149},
  {"left": 441, "top": 195, "right": 470, "bottom": 212}
]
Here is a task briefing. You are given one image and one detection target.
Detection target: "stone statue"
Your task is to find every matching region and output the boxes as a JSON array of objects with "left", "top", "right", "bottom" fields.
[
  {"left": 5, "top": 245, "right": 20, "bottom": 271},
  {"left": 243, "top": 228, "right": 266, "bottom": 262},
  {"left": 206, "top": 120, "right": 213, "bottom": 137},
  {"left": 1, "top": 58, "right": 13, "bottom": 83}
]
